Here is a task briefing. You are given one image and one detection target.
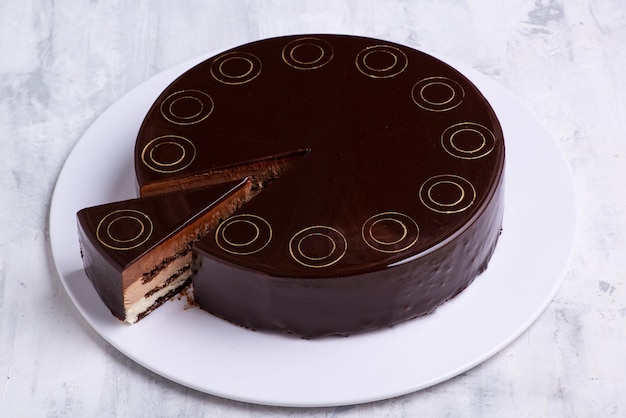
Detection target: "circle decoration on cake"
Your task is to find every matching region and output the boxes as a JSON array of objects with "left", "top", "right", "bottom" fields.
[
  {"left": 362, "top": 212, "right": 419, "bottom": 254},
  {"left": 140, "top": 135, "right": 196, "bottom": 173},
  {"left": 419, "top": 174, "right": 477, "bottom": 214},
  {"left": 282, "top": 37, "right": 334, "bottom": 70},
  {"left": 411, "top": 76, "right": 465, "bottom": 112},
  {"left": 289, "top": 226, "right": 348, "bottom": 268},
  {"left": 441, "top": 122, "right": 496, "bottom": 160},
  {"left": 355, "top": 44, "right": 408, "bottom": 78},
  {"left": 210, "top": 51, "right": 262, "bottom": 85},
  {"left": 215, "top": 214, "right": 272, "bottom": 255},
  {"left": 159, "top": 90, "right": 214, "bottom": 125},
  {"left": 96, "top": 209, "right": 153, "bottom": 251}
]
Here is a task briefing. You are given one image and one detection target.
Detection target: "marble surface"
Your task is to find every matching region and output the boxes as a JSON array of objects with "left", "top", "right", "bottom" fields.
[{"left": 0, "top": 0, "right": 624, "bottom": 416}]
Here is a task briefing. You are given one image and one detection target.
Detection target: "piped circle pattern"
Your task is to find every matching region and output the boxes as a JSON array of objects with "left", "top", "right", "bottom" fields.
[
  {"left": 419, "top": 174, "right": 477, "bottom": 214},
  {"left": 362, "top": 212, "right": 420, "bottom": 253},
  {"left": 140, "top": 135, "right": 196, "bottom": 173},
  {"left": 412, "top": 76, "right": 465, "bottom": 112},
  {"left": 96, "top": 210, "right": 153, "bottom": 251},
  {"left": 159, "top": 90, "right": 214, "bottom": 125},
  {"left": 210, "top": 52, "right": 262, "bottom": 85},
  {"left": 355, "top": 44, "right": 408, "bottom": 78},
  {"left": 282, "top": 37, "right": 334, "bottom": 70},
  {"left": 441, "top": 122, "right": 496, "bottom": 160},
  {"left": 289, "top": 226, "right": 348, "bottom": 268},
  {"left": 215, "top": 214, "right": 272, "bottom": 255}
]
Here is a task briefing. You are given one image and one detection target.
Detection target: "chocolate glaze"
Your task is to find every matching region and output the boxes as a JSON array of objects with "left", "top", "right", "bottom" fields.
[
  {"left": 76, "top": 180, "right": 250, "bottom": 320},
  {"left": 132, "top": 34, "right": 505, "bottom": 337},
  {"left": 194, "top": 181, "right": 503, "bottom": 337}
]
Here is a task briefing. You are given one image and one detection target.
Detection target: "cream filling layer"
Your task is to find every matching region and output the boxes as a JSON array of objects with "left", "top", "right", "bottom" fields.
[{"left": 124, "top": 254, "right": 192, "bottom": 324}]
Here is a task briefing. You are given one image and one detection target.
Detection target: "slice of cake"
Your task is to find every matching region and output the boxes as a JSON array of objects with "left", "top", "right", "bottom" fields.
[{"left": 76, "top": 179, "right": 252, "bottom": 323}]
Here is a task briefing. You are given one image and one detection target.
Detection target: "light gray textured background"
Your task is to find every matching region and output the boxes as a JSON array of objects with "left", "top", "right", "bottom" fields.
[{"left": 1, "top": 1, "right": 624, "bottom": 416}]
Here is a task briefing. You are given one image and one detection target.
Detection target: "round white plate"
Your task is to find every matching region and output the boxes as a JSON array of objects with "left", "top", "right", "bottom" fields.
[{"left": 50, "top": 50, "right": 577, "bottom": 407}]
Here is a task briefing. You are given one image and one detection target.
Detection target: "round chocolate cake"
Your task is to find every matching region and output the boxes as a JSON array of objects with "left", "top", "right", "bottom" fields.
[{"left": 134, "top": 34, "right": 505, "bottom": 337}]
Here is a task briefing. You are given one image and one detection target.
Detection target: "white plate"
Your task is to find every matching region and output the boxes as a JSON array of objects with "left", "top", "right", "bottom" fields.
[{"left": 50, "top": 50, "right": 577, "bottom": 407}]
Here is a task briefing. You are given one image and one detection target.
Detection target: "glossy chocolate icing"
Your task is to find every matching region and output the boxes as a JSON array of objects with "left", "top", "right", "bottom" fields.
[
  {"left": 133, "top": 34, "right": 505, "bottom": 337},
  {"left": 77, "top": 179, "right": 250, "bottom": 320}
]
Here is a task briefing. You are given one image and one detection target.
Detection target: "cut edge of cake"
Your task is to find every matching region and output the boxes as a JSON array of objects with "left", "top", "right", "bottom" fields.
[{"left": 139, "top": 150, "right": 309, "bottom": 197}]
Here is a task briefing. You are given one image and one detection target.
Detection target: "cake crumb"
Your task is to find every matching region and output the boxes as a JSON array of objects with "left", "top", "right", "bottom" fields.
[{"left": 176, "top": 285, "right": 198, "bottom": 310}]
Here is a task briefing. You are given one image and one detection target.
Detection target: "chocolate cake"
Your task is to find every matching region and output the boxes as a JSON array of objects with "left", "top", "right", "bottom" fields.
[
  {"left": 77, "top": 179, "right": 252, "bottom": 323},
  {"left": 130, "top": 34, "right": 505, "bottom": 337}
]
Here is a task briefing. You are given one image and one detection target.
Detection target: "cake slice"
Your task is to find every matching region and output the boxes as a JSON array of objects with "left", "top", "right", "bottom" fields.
[{"left": 76, "top": 179, "right": 252, "bottom": 323}]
